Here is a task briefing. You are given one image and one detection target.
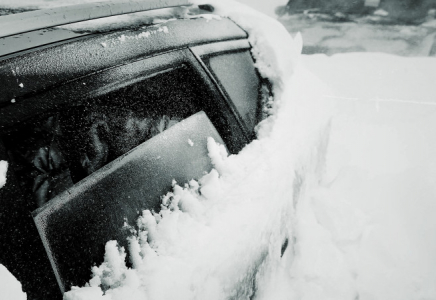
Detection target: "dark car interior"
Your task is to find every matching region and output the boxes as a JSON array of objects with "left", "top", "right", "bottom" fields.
[{"left": 3, "top": 65, "right": 202, "bottom": 209}]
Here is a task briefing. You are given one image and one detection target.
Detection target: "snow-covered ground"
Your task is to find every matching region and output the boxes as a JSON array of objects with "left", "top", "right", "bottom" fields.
[
  {"left": 1, "top": 1, "right": 436, "bottom": 300},
  {"left": 293, "top": 53, "right": 436, "bottom": 300}
]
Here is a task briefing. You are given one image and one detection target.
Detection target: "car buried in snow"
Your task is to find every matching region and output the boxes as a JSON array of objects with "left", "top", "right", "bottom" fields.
[{"left": 0, "top": 0, "right": 272, "bottom": 298}]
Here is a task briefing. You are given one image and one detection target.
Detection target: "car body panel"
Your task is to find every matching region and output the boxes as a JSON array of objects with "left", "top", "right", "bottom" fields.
[
  {"left": 0, "top": 18, "right": 247, "bottom": 106},
  {"left": 0, "top": 0, "right": 191, "bottom": 39},
  {"left": 0, "top": 28, "right": 88, "bottom": 57}
]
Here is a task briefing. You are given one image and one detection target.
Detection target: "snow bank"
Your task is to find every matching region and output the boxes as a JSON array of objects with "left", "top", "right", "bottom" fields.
[
  {"left": 250, "top": 53, "right": 436, "bottom": 300},
  {"left": 298, "top": 53, "right": 436, "bottom": 300},
  {"left": 65, "top": 66, "right": 332, "bottom": 300},
  {"left": 0, "top": 265, "right": 27, "bottom": 300},
  {"left": 0, "top": 160, "right": 7, "bottom": 189}
]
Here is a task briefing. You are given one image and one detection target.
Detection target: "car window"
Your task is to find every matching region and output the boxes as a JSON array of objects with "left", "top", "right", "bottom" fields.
[
  {"left": 2, "top": 65, "right": 203, "bottom": 208},
  {"left": 205, "top": 50, "right": 260, "bottom": 133},
  {"left": 33, "top": 111, "right": 224, "bottom": 292}
]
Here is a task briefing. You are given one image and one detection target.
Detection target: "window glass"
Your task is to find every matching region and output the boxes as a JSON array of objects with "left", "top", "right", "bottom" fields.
[
  {"left": 206, "top": 50, "right": 260, "bottom": 133},
  {"left": 2, "top": 66, "right": 203, "bottom": 208}
]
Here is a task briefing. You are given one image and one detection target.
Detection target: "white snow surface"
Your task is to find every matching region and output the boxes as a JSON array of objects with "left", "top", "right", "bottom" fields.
[
  {"left": 0, "top": 264, "right": 26, "bottom": 300},
  {"left": 300, "top": 53, "right": 436, "bottom": 300},
  {"left": 0, "top": 160, "right": 8, "bottom": 189}
]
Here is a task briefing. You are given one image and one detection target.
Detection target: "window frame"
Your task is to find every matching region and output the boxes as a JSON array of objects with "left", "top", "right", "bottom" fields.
[
  {"left": 0, "top": 47, "right": 249, "bottom": 152},
  {"left": 190, "top": 39, "right": 259, "bottom": 141},
  {"left": 0, "top": 45, "right": 252, "bottom": 296},
  {"left": 0, "top": 47, "right": 253, "bottom": 215}
]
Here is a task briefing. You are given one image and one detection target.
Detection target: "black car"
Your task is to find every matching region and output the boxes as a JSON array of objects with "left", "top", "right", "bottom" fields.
[{"left": 0, "top": 1, "right": 272, "bottom": 298}]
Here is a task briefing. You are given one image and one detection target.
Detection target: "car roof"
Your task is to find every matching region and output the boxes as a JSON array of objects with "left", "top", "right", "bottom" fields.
[
  {"left": 0, "top": 18, "right": 247, "bottom": 106},
  {"left": 0, "top": 0, "right": 247, "bottom": 59},
  {"left": 0, "top": 1, "right": 248, "bottom": 108}
]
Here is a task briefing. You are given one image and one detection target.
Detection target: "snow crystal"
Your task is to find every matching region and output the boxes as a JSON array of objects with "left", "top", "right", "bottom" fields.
[
  {"left": 0, "top": 161, "right": 7, "bottom": 189},
  {"left": 187, "top": 139, "right": 194, "bottom": 147},
  {"left": 11, "top": 99, "right": 15, "bottom": 103},
  {"left": 18, "top": 83, "right": 24, "bottom": 88}
]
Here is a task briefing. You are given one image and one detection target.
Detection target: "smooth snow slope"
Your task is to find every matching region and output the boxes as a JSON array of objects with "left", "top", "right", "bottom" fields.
[{"left": 297, "top": 53, "right": 436, "bottom": 300}]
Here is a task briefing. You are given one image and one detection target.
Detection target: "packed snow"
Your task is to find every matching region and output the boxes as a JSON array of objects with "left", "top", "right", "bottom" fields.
[
  {"left": 1, "top": 0, "right": 436, "bottom": 300},
  {"left": 0, "top": 160, "right": 7, "bottom": 189},
  {"left": 0, "top": 264, "right": 26, "bottom": 300},
  {"left": 300, "top": 53, "right": 436, "bottom": 300}
]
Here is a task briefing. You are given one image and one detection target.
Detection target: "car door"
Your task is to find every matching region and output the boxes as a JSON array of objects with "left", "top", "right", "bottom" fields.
[
  {"left": 0, "top": 44, "right": 260, "bottom": 296},
  {"left": 191, "top": 39, "right": 272, "bottom": 140}
]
